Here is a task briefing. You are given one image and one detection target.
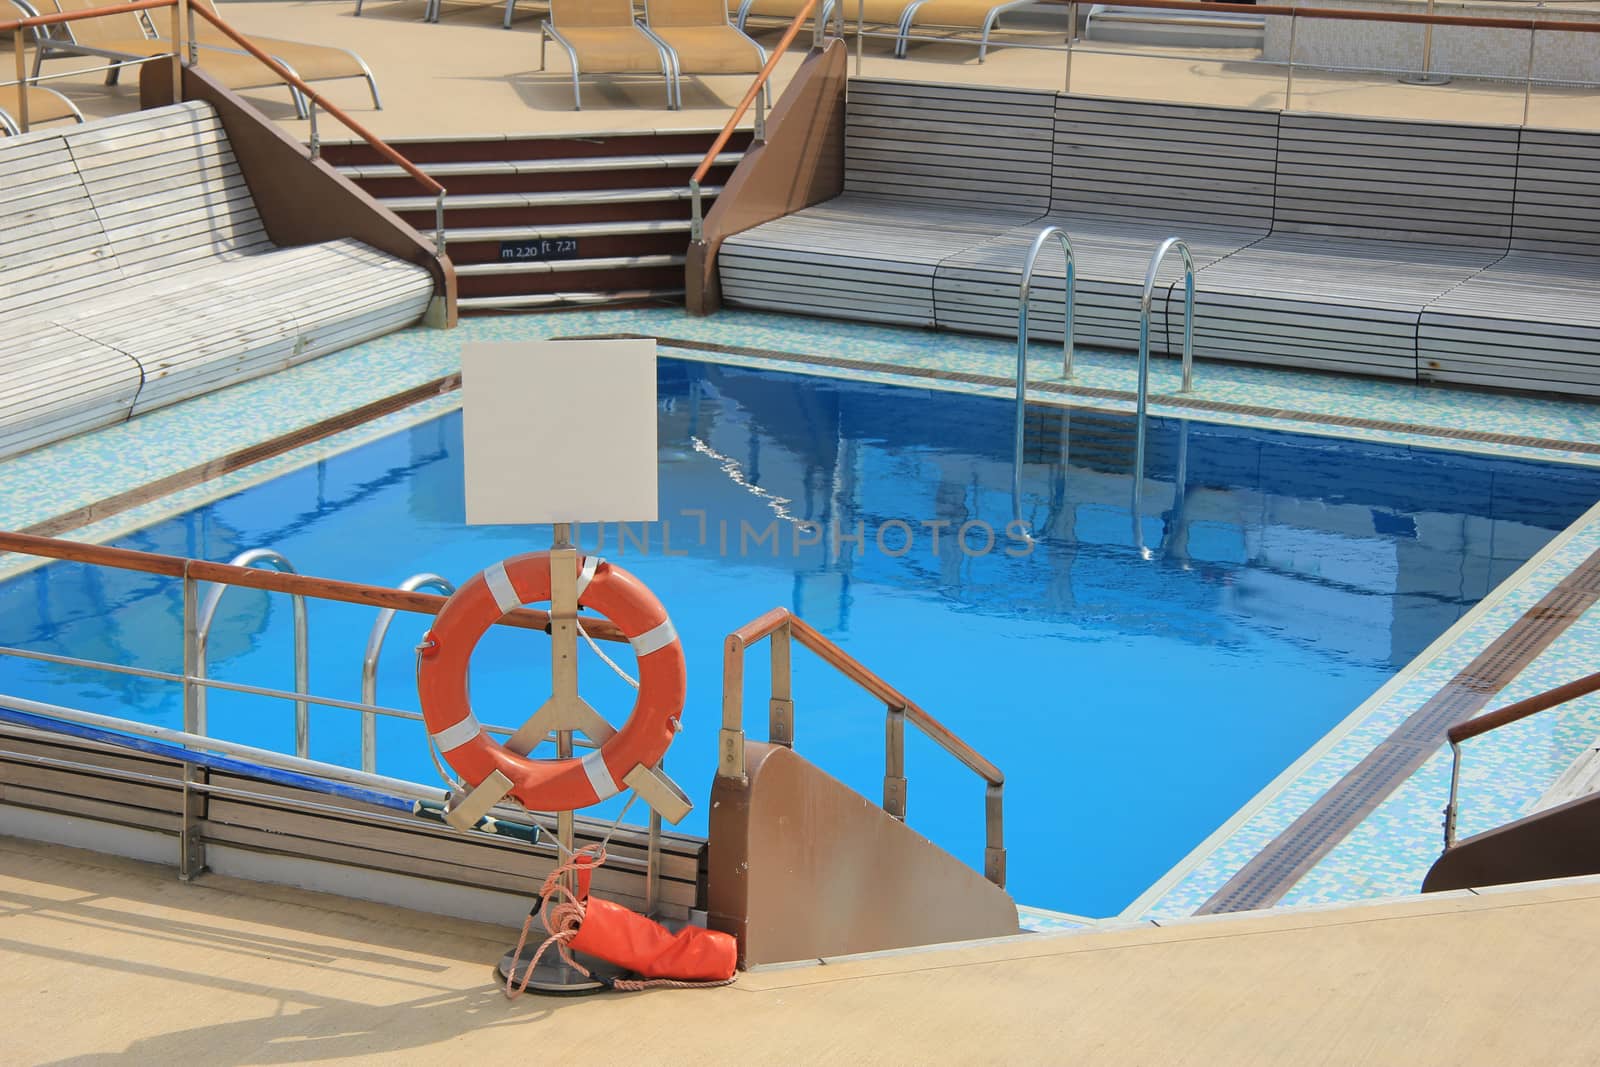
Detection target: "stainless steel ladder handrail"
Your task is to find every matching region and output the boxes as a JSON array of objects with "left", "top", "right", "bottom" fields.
[
  {"left": 1013, "top": 225, "right": 1076, "bottom": 539},
  {"left": 1132, "top": 237, "right": 1195, "bottom": 557},
  {"left": 196, "top": 549, "right": 309, "bottom": 756},
  {"left": 360, "top": 572, "right": 454, "bottom": 774}
]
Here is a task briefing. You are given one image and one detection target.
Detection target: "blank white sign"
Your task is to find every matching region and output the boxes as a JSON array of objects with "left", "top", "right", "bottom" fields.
[{"left": 461, "top": 339, "right": 659, "bottom": 525}]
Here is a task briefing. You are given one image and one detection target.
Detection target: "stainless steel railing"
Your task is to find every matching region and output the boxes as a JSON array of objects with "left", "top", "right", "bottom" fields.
[
  {"left": 1013, "top": 225, "right": 1076, "bottom": 541},
  {"left": 1131, "top": 237, "right": 1195, "bottom": 537},
  {"left": 196, "top": 548, "right": 308, "bottom": 755},
  {"left": 361, "top": 572, "right": 454, "bottom": 774}
]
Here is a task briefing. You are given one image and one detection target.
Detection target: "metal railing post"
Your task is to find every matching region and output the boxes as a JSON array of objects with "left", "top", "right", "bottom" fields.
[
  {"left": 1443, "top": 740, "right": 1463, "bottom": 849},
  {"left": 883, "top": 705, "right": 907, "bottom": 820},
  {"left": 855, "top": 0, "right": 864, "bottom": 75},
  {"left": 308, "top": 99, "right": 320, "bottom": 159},
  {"left": 361, "top": 573, "right": 453, "bottom": 774},
  {"left": 769, "top": 621, "right": 794, "bottom": 747},
  {"left": 169, "top": 0, "right": 183, "bottom": 101},
  {"left": 985, "top": 783, "right": 1006, "bottom": 888},
  {"left": 1283, "top": 12, "right": 1297, "bottom": 111},
  {"left": 12, "top": 27, "right": 27, "bottom": 133},
  {"left": 1064, "top": 1, "right": 1076, "bottom": 93},
  {"left": 689, "top": 179, "right": 704, "bottom": 243},
  {"left": 1523, "top": 26, "right": 1537, "bottom": 126},
  {"left": 1400, "top": 0, "right": 1449, "bottom": 86},
  {"left": 180, "top": 565, "right": 207, "bottom": 880},
  {"left": 433, "top": 190, "right": 446, "bottom": 257},
  {"left": 753, "top": 84, "right": 766, "bottom": 143},
  {"left": 186, "top": 1, "right": 197, "bottom": 64}
]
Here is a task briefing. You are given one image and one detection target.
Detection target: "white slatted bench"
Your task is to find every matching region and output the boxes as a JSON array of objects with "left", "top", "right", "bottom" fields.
[
  {"left": 935, "top": 96, "right": 1278, "bottom": 352},
  {"left": 1418, "top": 129, "right": 1600, "bottom": 396},
  {"left": 719, "top": 79, "right": 1055, "bottom": 326},
  {"left": 1, "top": 102, "right": 434, "bottom": 460},
  {"left": 1186, "top": 114, "right": 1520, "bottom": 380}
]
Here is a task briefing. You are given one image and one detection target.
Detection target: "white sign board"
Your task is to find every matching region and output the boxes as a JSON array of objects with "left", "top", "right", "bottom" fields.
[{"left": 461, "top": 339, "right": 658, "bottom": 525}]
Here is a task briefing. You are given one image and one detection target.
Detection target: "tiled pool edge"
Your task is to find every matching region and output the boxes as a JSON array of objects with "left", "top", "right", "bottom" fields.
[
  {"left": 5, "top": 308, "right": 1600, "bottom": 920},
  {"left": 1129, "top": 498, "right": 1600, "bottom": 920}
]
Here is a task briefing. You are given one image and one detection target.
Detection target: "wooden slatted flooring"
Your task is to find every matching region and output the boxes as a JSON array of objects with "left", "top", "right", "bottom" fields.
[
  {"left": 721, "top": 84, "right": 1600, "bottom": 398},
  {"left": 0, "top": 103, "right": 436, "bottom": 461},
  {"left": 720, "top": 79, "right": 1054, "bottom": 325}
]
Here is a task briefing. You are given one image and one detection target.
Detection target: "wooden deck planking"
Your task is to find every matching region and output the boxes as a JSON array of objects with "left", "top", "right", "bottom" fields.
[{"left": 1, "top": 101, "right": 434, "bottom": 460}]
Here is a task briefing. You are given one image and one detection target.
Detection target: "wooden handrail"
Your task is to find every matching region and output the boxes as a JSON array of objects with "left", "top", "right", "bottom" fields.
[
  {"left": 189, "top": 5, "right": 443, "bottom": 196},
  {"left": 0, "top": 530, "right": 628, "bottom": 642},
  {"left": 1, "top": 0, "right": 172, "bottom": 30},
  {"left": 725, "top": 606, "right": 1004, "bottom": 785},
  {"left": 689, "top": 0, "right": 820, "bottom": 188},
  {"left": 1448, "top": 671, "right": 1600, "bottom": 745},
  {"left": 1, "top": 0, "right": 444, "bottom": 201},
  {"left": 721, "top": 605, "right": 1006, "bottom": 886}
]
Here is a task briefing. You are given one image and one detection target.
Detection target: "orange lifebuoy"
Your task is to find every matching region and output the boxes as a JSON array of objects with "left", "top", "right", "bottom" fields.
[{"left": 416, "top": 552, "right": 685, "bottom": 813}]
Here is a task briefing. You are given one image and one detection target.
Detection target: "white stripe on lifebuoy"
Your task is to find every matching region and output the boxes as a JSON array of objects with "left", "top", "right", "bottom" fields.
[
  {"left": 630, "top": 618, "right": 677, "bottom": 657},
  {"left": 431, "top": 714, "right": 482, "bottom": 753},
  {"left": 575, "top": 555, "right": 600, "bottom": 599},
  {"left": 484, "top": 561, "right": 520, "bottom": 614},
  {"left": 580, "top": 748, "right": 620, "bottom": 801}
]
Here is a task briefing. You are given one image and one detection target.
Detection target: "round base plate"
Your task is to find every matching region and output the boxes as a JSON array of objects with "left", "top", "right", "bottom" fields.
[
  {"left": 498, "top": 944, "right": 627, "bottom": 997},
  {"left": 1398, "top": 73, "right": 1452, "bottom": 86}
]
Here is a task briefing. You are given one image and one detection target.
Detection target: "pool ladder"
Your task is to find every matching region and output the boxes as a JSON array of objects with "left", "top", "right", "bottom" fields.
[
  {"left": 1132, "top": 237, "right": 1196, "bottom": 558},
  {"left": 1012, "top": 226, "right": 1076, "bottom": 539}
]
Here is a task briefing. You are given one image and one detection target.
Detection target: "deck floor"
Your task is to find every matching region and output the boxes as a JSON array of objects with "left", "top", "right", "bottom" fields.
[
  {"left": 5, "top": 0, "right": 1597, "bottom": 140},
  {"left": 4, "top": 834, "right": 1600, "bottom": 1063}
]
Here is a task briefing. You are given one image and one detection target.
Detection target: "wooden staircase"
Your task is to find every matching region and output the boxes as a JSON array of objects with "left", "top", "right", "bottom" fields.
[{"left": 324, "top": 130, "right": 751, "bottom": 312}]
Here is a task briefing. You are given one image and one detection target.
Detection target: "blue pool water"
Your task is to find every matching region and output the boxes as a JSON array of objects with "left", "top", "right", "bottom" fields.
[{"left": 5, "top": 358, "right": 1600, "bottom": 917}]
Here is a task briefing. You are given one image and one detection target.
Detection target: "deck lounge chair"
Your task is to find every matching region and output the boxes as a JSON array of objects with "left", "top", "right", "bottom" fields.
[
  {"left": 897, "top": 0, "right": 1036, "bottom": 60},
  {"left": 731, "top": 0, "right": 836, "bottom": 32},
  {"left": 29, "top": 0, "right": 308, "bottom": 116},
  {"left": 643, "top": 0, "right": 764, "bottom": 109},
  {"left": 540, "top": 0, "right": 676, "bottom": 111},
  {"left": 0, "top": 84, "right": 84, "bottom": 135},
  {"left": 186, "top": 0, "right": 383, "bottom": 110},
  {"left": 834, "top": 0, "right": 1032, "bottom": 59}
]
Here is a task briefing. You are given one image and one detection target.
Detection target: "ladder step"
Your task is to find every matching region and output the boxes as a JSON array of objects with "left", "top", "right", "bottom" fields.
[
  {"left": 458, "top": 288, "right": 685, "bottom": 310},
  {"left": 455, "top": 254, "right": 685, "bottom": 276},
  {"left": 446, "top": 219, "right": 693, "bottom": 242},
  {"left": 337, "top": 152, "right": 744, "bottom": 180},
  {"left": 382, "top": 186, "right": 723, "bottom": 212}
]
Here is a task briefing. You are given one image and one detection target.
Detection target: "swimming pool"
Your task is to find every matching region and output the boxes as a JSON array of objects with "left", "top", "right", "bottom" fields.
[{"left": 4, "top": 357, "right": 1600, "bottom": 916}]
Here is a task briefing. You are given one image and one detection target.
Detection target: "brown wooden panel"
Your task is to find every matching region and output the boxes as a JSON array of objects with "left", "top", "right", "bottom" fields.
[
  {"left": 686, "top": 39, "right": 847, "bottom": 315},
  {"left": 0, "top": 780, "right": 184, "bottom": 835},
  {"left": 1424, "top": 791, "right": 1600, "bottom": 894},
  {"left": 0, "top": 759, "right": 183, "bottom": 816},
  {"left": 707, "top": 742, "right": 1017, "bottom": 966}
]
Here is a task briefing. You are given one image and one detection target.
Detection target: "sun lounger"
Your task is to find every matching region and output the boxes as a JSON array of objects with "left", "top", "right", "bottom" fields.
[
  {"left": 29, "top": 0, "right": 307, "bottom": 116},
  {"left": 643, "top": 0, "right": 764, "bottom": 109},
  {"left": 0, "top": 83, "right": 84, "bottom": 134},
  {"left": 897, "top": 0, "right": 1036, "bottom": 59},
  {"left": 540, "top": 0, "right": 677, "bottom": 110},
  {"left": 186, "top": 0, "right": 382, "bottom": 110},
  {"left": 731, "top": 0, "right": 836, "bottom": 32}
]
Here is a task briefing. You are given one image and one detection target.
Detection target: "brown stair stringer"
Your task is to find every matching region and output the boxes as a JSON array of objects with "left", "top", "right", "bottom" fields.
[{"left": 708, "top": 741, "right": 1020, "bottom": 967}]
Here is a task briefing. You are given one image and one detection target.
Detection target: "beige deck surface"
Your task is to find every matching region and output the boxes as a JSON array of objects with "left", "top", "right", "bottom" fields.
[
  {"left": 4, "top": 833, "right": 1600, "bottom": 1064},
  {"left": 5, "top": 0, "right": 1595, "bottom": 140}
]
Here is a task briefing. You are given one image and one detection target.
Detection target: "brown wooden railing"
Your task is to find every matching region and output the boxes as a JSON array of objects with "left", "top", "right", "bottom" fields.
[
  {"left": 719, "top": 606, "right": 1007, "bottom": 887},
  {"left": 687, "top": 0, "right": 832, "bottom": 242},
  {"left": 1442, "top": 671, "right": 1600, "bottom": 848},
  {"left": 2, "top": 0, "right": 447, "bottom": 253},
  {"left": 0, "top": 530, "right": 626, "bottom": 642}
]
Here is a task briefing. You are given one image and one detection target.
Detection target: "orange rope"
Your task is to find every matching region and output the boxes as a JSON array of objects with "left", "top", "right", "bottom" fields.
[{"left": 503, "top": 845, "right": 735, "bottom": 999}]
